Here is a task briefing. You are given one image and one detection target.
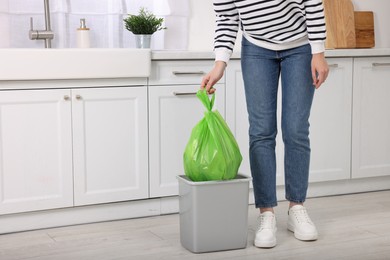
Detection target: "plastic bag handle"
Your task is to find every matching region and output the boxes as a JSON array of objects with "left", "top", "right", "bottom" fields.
[{"left": 196, "top": 89, "right": 215, "bottom": 111}]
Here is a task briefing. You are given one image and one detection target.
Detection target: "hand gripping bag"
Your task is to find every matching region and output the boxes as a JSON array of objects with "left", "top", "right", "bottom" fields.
[{"left": 183, "top": 89, "right": 242, "bottom": 181}]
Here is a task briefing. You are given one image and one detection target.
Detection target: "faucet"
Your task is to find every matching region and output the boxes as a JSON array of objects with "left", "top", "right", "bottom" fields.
[{"left": 29, "top": 0, "right": 54, "bottom": 48}]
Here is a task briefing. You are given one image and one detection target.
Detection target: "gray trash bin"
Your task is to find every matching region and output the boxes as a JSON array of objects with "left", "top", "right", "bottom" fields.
[{"left": 177, "top": 174, "right": 251, "bottom": 253}]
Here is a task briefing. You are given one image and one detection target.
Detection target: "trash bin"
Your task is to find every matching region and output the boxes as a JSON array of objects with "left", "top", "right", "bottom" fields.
[{"left": 177, "top": 174, "right": 251, "bottom": 253}]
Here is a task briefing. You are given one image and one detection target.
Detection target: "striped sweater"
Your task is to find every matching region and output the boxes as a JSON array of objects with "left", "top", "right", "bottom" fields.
[{"left": 214, "top": 0, "right": 327, "bottom": 63}]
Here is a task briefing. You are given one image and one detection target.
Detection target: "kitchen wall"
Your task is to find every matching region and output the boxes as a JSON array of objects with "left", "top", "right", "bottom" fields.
[
  {"left": 353, "top": 0, "right": 389, "bottom": 49},
  {"left": 0, "top": 0, "right": 189, "bottom": 49},
  {"left": 187, "top": 0, "right": 390, "bottom": 51}
]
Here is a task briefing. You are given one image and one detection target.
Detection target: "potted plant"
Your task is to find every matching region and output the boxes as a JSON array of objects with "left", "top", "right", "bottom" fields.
[{"left": 123, "top": 7, "right": 166, "bottom": 48}]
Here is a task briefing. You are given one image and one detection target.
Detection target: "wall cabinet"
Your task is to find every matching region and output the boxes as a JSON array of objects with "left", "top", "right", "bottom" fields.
[
  {"left": 225, "top": 58, "right": 353, "bottom": 185},
  {"left": 0, "top": 86, "right": 148, "bottom": 214},
  {"left": 352, "top": 57, "right": 390, "bottom": 178},
  {"left": 148, "top": 60, "right": 225, "bottom": 197}
]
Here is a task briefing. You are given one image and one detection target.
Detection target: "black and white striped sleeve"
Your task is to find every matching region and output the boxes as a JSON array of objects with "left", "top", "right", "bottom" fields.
[
  {"left": 304, "top": 0, "right": 327, "bottom": 53},
  {"left": 213, "top": 0, "right": 239, "bottom": 63}
]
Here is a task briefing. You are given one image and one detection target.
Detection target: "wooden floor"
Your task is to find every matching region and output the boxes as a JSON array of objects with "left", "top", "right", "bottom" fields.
[{"left": 1, "top": 190, "right": 390, "bottom": 260}]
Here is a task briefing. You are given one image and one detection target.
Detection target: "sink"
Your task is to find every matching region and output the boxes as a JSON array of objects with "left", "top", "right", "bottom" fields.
[{"left": 0, "top": 49, "right": 151, "bottom": 80}]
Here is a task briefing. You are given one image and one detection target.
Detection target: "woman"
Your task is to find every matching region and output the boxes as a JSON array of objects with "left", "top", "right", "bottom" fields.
[{"left": 201, "top": 0, "right": 329, "bottom": 248}]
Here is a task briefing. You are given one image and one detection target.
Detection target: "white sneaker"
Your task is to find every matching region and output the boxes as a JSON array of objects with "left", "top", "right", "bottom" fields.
[
  {"left": 288, "top": 205, "right": 318, "bottom": 241},
  {"left": 254, "top": 211, "right": 277, "bottom": 248}
]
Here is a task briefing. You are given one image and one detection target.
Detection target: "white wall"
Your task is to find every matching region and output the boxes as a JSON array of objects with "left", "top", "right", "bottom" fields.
[
  {"left": 187, "top": 0, "right": 214, "bottom": 51},
  {"left": 187, "top": 0, "right": 390, "bottom": 51}
]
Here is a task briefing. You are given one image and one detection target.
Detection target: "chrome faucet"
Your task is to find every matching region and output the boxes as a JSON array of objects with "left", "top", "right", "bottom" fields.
[{"left": 29, "top": 0, "right": 54, "bottom": 48}]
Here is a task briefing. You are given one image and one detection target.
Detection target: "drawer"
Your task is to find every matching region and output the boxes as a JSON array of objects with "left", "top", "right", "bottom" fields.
[{"left": 149, "top": 60, "right": 225, "bottom": 85}]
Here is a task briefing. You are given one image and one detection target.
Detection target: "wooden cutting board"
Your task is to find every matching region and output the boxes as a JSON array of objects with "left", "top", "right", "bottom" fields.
[
  {"left": 323, "top": 0, "right": 356, "bottom": 49},
  {"left": 354, "top": 11, "right": 375, "bottom": 48}
]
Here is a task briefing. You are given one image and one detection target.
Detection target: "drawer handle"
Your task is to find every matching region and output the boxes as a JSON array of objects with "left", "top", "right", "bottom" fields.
[
  {"left": 64, "top": 95, "right": 70, "bottom": 101},
  {"left": 173, "top": 92, "right": 198, "bottom": 96},
  {"left": 328, "top": 64, "right": 338, "bottom": 68},
  {"left": 372, "top": 63, "right": 390, "bottom": 67},
  {"left": 75, "top": 95, "right": 82, "bottom": 100},
  {"left": 172, "top": 71, "right": 205, "bottom": 76}
]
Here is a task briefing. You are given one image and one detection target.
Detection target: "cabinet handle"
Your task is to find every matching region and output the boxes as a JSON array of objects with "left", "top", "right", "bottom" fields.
[
  {"left": 64, "top": 95, "right": 70, "bottom": 101},
  {"left": 372, "top": 63, "right": 390, "bottom": 67},
  {"left": 75, "top": 95, "right": 82, "bottom": 100},
  {"left": 328, "top": 64, "right": 339, "bottom": 68},
  {"left": 172, "top": 71, "right": 205, "bottom": 76},
  {"left": 173, "top": 92, "right": 198, "bottom": 96}
]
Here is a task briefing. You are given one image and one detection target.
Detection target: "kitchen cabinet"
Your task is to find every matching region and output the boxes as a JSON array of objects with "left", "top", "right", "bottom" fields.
[
  {"left": 148, "top": 61, "right": 225, "bottom": 197},
  {"left": 0, "top": 86, "right": 148, "bottom": 214},
  {"left": 225, "top": 60, "right": 289, "bottom": 185},
  {"left": 1, "top": 50, "right": 390, "bottom": 235},
  {"left": 352, "top": 57, "right": 390, "bottom": 178},
  {"left": 72, "top": 87, "right": 149, "bottom": 206},
  {"left": 225, "top": 58, "right": 353, "bottom": 184},
  {"left": 309, "top": 58, "right": 353, "bottom": 182},
  {"left": 0, "top": 89, "right": 73, "bottom": 215}
]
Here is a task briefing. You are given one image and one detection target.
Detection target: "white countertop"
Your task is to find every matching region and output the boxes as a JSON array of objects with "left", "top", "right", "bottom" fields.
[
  {"left": 0, "top": 48, "right": 151, "bottom": 81},
  {"left": 0, "top": 48, "right": 389, "bottom": 83},
  {"left": 152, "top": 48, "right": 390, "bottom": 60}
]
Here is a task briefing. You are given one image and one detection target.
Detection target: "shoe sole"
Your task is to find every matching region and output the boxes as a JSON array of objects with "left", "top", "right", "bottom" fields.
[{"left": 287, "top": 222, "right": 318, "bottom": 241}]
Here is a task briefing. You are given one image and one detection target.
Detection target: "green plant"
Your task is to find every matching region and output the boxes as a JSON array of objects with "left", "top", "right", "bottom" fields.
[{"left": 123, "top": 7, "right": 166, "bottom": 35}]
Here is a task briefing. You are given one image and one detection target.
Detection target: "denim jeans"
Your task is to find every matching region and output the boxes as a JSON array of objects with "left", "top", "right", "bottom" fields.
[{"left": 241, "top": 37, "right": 315, "bottom": 208}]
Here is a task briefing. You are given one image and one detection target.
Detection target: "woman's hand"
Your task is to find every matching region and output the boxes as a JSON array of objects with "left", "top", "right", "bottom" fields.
[
  {"left": 201, "top": 61, "right": 227, "bottom": 94},
  {"left": 311, "top": 52, "right": 329, "bottom": 89}
]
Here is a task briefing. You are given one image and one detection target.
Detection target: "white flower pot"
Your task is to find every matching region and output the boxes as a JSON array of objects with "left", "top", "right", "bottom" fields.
[{"left": 134, "top": 34, "right": 151, "bottom": 49}]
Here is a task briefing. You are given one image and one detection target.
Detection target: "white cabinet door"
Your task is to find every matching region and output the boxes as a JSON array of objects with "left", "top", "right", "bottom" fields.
[
  {"left": 149, "top": 84, "right": 225, "bottom": 197},
  {"left": 225, "top": 60, "right": 284, "bottom": 185},
  {"left": 225, "top": 61, "right": 250, "bottom": 177},
  {"left": 0, "top": 89, "right": 73, "bottom": 214},
  {"left": 72, "top": 87, "right": 148, "bottom": 206},
  {"left": 309, "top": 58, "right": 353, "bottom": 182},
  {"left": 226, "top": 58, "right": 353, "bottom": 185},
  {"left": 352, "top": 57, "right": 390, "bottom": 178}
]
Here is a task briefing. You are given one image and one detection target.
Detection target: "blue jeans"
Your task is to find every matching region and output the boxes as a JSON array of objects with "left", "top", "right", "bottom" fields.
[{"left": 241, "top": 37, "right": 315, "bottom": 208}]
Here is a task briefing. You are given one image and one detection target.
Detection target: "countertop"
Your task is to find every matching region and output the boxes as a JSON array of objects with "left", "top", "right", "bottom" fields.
[
  {"left": 151, "top": 48, "right": 390, "bottom": 60},
  {"left": 0, "top": 49, "right": 151, "bottom": 81},
  {"left": 1, "top": 48, "right": 389, "bottom": 85}
]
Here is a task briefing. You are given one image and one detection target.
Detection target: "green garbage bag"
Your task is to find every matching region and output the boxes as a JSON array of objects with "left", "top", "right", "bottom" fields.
[{"left": 183, "top": 89, "right": 242, "bottom": 182}]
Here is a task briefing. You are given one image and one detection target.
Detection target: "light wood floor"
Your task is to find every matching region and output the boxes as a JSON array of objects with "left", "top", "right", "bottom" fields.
[{"left": 1, "top": 190, "right": 390, "bottom": 260}]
